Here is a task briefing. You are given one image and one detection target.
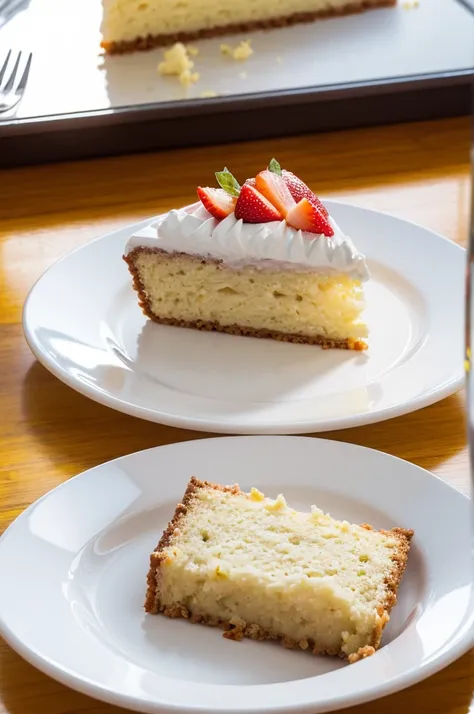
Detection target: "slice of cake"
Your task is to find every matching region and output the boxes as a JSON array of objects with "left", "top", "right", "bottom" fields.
[
  {"left": 124, "top": 159, "right": 370, "bottom": 350},
  {"left": 101, "top": 0, "right": 397, "bottom": 54},
  {"left": 145, "top": 477, "right": 413, "bottom": 662}
]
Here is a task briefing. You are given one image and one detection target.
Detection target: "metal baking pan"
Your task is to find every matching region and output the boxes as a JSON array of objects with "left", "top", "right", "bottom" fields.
[{"left": 0, "top": 0, "right": 473, "bottom": 168}]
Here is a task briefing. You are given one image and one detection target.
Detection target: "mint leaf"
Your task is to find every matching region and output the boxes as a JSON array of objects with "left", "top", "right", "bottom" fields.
[
  {"left": 215, "top": 169, "right": 241, "bottom": 197},
  {"left": 268, "top": 158, "right": 282, "bottom": 175}
]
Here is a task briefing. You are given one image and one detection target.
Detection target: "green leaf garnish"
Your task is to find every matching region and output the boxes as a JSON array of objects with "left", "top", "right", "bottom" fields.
[
  {"left": 215, "top": 168, "right": 241, "bottom": 197},
  {"left": 268, "top": 158, "right": 282, "bottom": 175}
]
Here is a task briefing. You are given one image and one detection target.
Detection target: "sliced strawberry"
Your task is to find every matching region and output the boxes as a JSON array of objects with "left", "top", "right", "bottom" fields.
[
  {"left": 282, "top": 170, "right": 329, "bottom": 218},
  {"left": 197, "top": 186, "right": 236, "bottom": 219},
  {"left": 286, "top": 198, "right": 334, "bottom": 237},
  {"left": 255, "top": 169, "right": 295, "bottom": 218},
  {"left": 234, "top": 184, "right": 282, "bottom": 223}
]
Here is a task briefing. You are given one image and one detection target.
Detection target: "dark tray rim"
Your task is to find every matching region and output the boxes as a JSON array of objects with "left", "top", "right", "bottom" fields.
[{"left": 2, "top": 66, "right": 473, "bottom": 137}]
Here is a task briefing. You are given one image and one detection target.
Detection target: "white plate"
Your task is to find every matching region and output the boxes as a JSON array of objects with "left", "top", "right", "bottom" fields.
[
  {"left": 0, "top": 436, "right": 472, "bottom": 714},
  {"left": 23, "top": 200, "right": 465, "bottom": 434}
]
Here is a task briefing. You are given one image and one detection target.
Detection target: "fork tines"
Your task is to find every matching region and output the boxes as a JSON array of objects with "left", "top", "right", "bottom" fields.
[
  {"left": 0, "top": 50, "right": 33, "bottom": 94},
  {"left": 0, "top": 50, "right": 32, "bottom": 114}
]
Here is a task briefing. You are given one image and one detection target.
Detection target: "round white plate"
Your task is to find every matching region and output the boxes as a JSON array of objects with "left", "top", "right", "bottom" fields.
[
  {"left": 23, "top": 202, "right": 465, "bottom": 434},
  {"left": 0, "top": 436, "right": 472, "bottom": 714}
]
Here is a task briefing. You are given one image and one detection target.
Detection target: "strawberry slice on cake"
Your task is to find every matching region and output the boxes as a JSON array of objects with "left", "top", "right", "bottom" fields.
[
  {"left": 235, "top": 184, "right": 282, "bottom": 223},
  {"left": 124, "top": 158, "right": 370, "bottom": 350}
]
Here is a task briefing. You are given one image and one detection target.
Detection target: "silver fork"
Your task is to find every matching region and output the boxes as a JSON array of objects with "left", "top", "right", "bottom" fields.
[{"left": 0, "top": 49, "right": 32, "bottom": 114}]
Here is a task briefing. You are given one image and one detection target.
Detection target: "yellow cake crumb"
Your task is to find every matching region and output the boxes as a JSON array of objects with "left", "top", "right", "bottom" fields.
[
  {"left": 158, "top": 42, "right": 192, "bottom": 75},
  {"left": 220, "top": 40, "right": 253, "bottom": 61},
  {"left": 402, "top": 0, "right": 419, "bottom": 7},
  {"left": 250, "top": 487, "right": 264, "bottom": 502},
  {"left": 233, "top": 40, "right": 253, "bottom": 60},
  {"left": 158, "top": 43, "right": 200, "bottom": 86},
  {"left": 181, "top": 69, "right": 200, "bottom": 86},
  {"left": 200, "top": 90, "right": 218, "bottom": 98},
  {"left": 187, "top": 45, "right": 199, "bottom": 56}
]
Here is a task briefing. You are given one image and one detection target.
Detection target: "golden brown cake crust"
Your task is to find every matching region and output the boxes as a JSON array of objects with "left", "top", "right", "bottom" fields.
[
  {"left": 102, "top": 0, "right": 397, "bottom": 53},
  {"left": 123, "top": 249, "right": 368, "bottom": 351},
  {"left": 144, "top": 478, "right": 243, "bottom": 613},
  {"left": 348, "top": 523, "right": 414, "bottom": 661},
  {"left": 144, "top": 477, "right": 414, "bottom": 662}
]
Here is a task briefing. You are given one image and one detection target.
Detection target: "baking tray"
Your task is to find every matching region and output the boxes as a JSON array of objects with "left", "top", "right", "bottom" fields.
[{"left": 0, "top": 0, "right": 473, "bottom": 168}]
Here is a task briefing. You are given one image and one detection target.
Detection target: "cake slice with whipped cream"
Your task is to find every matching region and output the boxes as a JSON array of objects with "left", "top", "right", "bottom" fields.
[{"left": 124, "top": 159, "right": 370, "bottom": 350}]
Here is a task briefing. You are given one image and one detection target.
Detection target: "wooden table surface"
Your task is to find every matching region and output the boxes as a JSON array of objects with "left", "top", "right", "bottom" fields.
[{"left": 0, "top": 117, "right": 472, "bottom": 714}]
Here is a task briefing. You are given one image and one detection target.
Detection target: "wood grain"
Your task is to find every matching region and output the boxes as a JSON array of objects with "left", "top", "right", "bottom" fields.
[{"left": 0, "top": 117, "right": 472, "bottom": 714}]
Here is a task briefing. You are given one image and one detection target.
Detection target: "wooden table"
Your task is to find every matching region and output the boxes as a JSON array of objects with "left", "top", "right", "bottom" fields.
[{"left": 0, "top": 117, "right": 472, "bottom": 714}]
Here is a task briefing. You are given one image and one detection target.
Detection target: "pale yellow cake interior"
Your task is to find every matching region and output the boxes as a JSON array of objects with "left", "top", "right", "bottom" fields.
[
  {"left": 155, "top": 485, "right": 406, "bottom": 657},
  {"left": 131, "top": 252, "right": 368, "bottom": 342},
  {"left": 101, "top": 0, "right": 382, "bottom": 44}
]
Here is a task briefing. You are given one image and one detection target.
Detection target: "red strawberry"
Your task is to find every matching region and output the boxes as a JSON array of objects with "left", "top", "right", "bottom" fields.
[
  {"left": 282, "top": 170, "right": 329, "bottom": 219},
  {"left": 286, "top": 198, "right": 334, "bottom": 236},
  {"left": 255, "top": 169, "right": 295, "bottom": 217},
  {"left": 197, "top": 186, "right": 236, "bottom": 219},
  {"left": 234, "top": 184, "right": 282, "bottom": 223}
]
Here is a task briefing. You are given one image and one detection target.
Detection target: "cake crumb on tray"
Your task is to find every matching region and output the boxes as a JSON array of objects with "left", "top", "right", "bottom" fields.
[
  {"left": 157, "top": 43, "right": 200, "bottom": 86},
  {"left": 220, "top": 39, "right": 254, "bottom": 60}
]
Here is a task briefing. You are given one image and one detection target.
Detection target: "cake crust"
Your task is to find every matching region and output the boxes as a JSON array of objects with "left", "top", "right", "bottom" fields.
[
  {"left": 101, "top": 0, "right": 397, "bottom": 53},
  {"left": 145, "top": 478, "right": 242, "bottom": 613},
  {"left": 123, "top": 249, "right": 368, "bottom": 351},
  {"left": 145, "top": 477, "right": 413, "bottom": 662}
]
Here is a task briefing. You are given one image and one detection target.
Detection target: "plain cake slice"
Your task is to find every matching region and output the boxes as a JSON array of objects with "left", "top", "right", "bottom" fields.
[
  {"left": 145, "top": 477, "right": 413, "bottom": 662},
  {"left": 101, "top": 0, "right": 397, "bottom": 53}
]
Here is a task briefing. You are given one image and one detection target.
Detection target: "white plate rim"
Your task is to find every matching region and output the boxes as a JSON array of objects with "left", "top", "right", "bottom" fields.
[
  {"left": 22, "top": 201, "right": 466, "bottom": 434},
  {"left": 0, "top": 435, "right": 472, "bottom": 714}
]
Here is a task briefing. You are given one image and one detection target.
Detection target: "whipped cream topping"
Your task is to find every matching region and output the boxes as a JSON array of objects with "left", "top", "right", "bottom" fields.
[{"left": 125, "top": 202, "right": 369, "bottom": 281}]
